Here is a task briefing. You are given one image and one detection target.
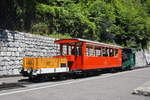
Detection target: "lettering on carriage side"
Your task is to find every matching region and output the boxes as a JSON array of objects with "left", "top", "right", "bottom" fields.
[
  {"left": 46, "top": 61, "right": 51, "bottom": 66},
  {"left": 104, "top": 61, "right": 107, "bottom": 65},
  {"left": 28, "top": 60, "right": 32, "bottom": 65}
]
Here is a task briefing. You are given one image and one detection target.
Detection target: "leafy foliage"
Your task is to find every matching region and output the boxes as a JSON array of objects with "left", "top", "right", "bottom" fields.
[{"left": 0, "top": 0, "right": 150, "bottom": 49}]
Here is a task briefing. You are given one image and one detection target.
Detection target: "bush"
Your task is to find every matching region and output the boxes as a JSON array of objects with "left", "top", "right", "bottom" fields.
[{"left": 31, "top": 23, "right": 49, "bottom": 35}]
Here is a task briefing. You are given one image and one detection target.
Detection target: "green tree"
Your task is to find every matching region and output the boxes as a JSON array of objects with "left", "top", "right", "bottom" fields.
[{"left": 0, "top": 0, "right": 150, "bottom": 49}]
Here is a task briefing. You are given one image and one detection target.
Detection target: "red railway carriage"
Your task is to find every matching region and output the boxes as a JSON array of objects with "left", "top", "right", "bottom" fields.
[{"left": 54, "top": 38, "right": 122, "bottom": 71}]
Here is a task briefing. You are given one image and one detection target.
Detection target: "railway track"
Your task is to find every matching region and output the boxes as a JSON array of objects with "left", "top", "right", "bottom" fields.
[
  {"left": 0, "top": 66, "right": 149, "bottom": 91},
  {"left": 0, "top": 79, "right": 33, "bottom": 91}
]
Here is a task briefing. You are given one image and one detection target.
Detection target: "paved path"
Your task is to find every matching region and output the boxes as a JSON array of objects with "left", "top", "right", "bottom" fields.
[{"left": 0, "top": 67, "right": 150, "bottom": 100}]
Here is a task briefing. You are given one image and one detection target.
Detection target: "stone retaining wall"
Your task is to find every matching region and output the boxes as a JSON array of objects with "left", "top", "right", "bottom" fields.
[
  {"left": 135, "top": 50, "right": 147, "bottom": 67},
  {"left": 0, "top": 29, "right": 58, "bottom": 76}
]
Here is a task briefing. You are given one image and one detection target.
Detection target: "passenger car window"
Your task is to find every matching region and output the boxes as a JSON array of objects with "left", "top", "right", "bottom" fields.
[
  {"left": 102, "top": 47, "right": 106, "bottom": 56},
  {"left": 86, "top": 45, "right": 93, "bottom": 56},
  {"left": 115, "top": 49, "right": 119, "bottom": 56},
  {"left": 95, "top": 47, "right": 101, "bottom": 56},
  {"left": 109, "top": 48, "right": 114, "bottom": 57}
]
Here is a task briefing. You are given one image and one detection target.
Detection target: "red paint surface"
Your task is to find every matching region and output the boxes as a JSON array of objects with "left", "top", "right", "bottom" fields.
[
  {"left": 54, "top": 39, "right": 122, "bottom": 71},
  {"left": 55, "top": 39, "right": 79, "bottom": 44}
]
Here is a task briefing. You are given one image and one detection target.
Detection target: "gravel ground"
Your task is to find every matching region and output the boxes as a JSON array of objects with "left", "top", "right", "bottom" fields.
[{"left": 133, "top": 80, "right": 150, "bottom": 96}]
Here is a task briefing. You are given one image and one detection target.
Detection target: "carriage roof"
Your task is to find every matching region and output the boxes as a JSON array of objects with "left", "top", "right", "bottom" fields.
[{"left": 54, "top": 38, "right": 122, "bottom": 48}]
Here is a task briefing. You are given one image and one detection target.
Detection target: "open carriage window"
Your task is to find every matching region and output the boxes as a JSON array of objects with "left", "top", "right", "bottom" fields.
[
  {"left": 109, "top": 48, "right": 114, "bottom": 57},
  {"left": 76, "top": 46, "right": 82, "bottom": 56},
  {"left": 87, "top": 47, "right": 93, "bottom": 56},
  {"left": 59, "top": 42, "right": 83, "bottom": 56},
  {"left": 71, "top": 42, "right": 82, "bottom": 56},
  {"left": 62, "top": 45, "right": 67, "bottom": 55},
  {"left": 68, "top": 46, "right": 72, "bottom": 55},
  {"left": 95, "top": 47, "right": 101, "bottom": 57},
  {"left": 71, "top": 46, "right": 76, "bottom": 55},
  {"left": 102, "top": 47, "right": 110, "bottom": 57},
  {"left": 86, "top": 44, "right": 93, "bottom": 56},
  {"left": 106, "top": 48, "right": 109, "bottom": 56},
  {"left": 102, "top": 47, "right": 106, "bottom": 56},
  {"left": 115, "top": 49, "right": 119, "bottom": 56}
]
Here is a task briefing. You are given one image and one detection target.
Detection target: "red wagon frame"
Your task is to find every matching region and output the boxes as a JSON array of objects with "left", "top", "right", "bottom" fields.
[{"left": 54, "top": 38, "right": 122, "bottom": 71}]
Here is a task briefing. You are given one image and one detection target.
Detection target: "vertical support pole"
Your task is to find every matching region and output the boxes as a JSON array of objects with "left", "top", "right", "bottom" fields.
[
  {"left": 74, "top": 43, "right": 77, "bottom": 55},
  {"left": 88, "top": 48, "right": 89, "bottom": 56},
  {"left": 60, "top": 44, "right": 63, "bottom": 56},
  {"left": 114, "top": 48, "right": 116, "bottom": 56},
  {"left": 67, "top": 44, "right": 69, "bottom": 55},
  {"left": 108, "top": 48, "right": 109, "bottom": 57},
  {"left": 82, "top": 42, "right": 86, "bottom": 69},
  {"left": 101, "top": 47, "right": 103, "bottom": 57},
  {"left": 100, "top": 47, "right": 101, "bottom": 56},
  {"left": 73, "top": 43, "right": 77, "bottom": 70},
  {"left": 93, "top": 46, "right": 95, "bottom": 56},
  {"left": 105, "top": 47, "right": 107, "bottom": 56}
]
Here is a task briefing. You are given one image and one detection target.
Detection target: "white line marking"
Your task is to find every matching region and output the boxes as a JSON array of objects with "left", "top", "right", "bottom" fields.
[{"left": 0, "top": 67, "right": 149, "bottom": 96}]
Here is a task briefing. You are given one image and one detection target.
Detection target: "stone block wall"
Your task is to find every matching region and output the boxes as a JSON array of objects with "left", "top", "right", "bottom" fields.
[
  {"left": 135, "top": 50, "right": 147, "bottom": 67},
  {"left": 0, "top": 29, "right": 58, "bottom": 76}
]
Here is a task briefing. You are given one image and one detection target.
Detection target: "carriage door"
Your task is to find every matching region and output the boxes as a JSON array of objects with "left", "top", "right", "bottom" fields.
[{"left": 74, "top": 42, "right": 82, "bottom": 70}]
